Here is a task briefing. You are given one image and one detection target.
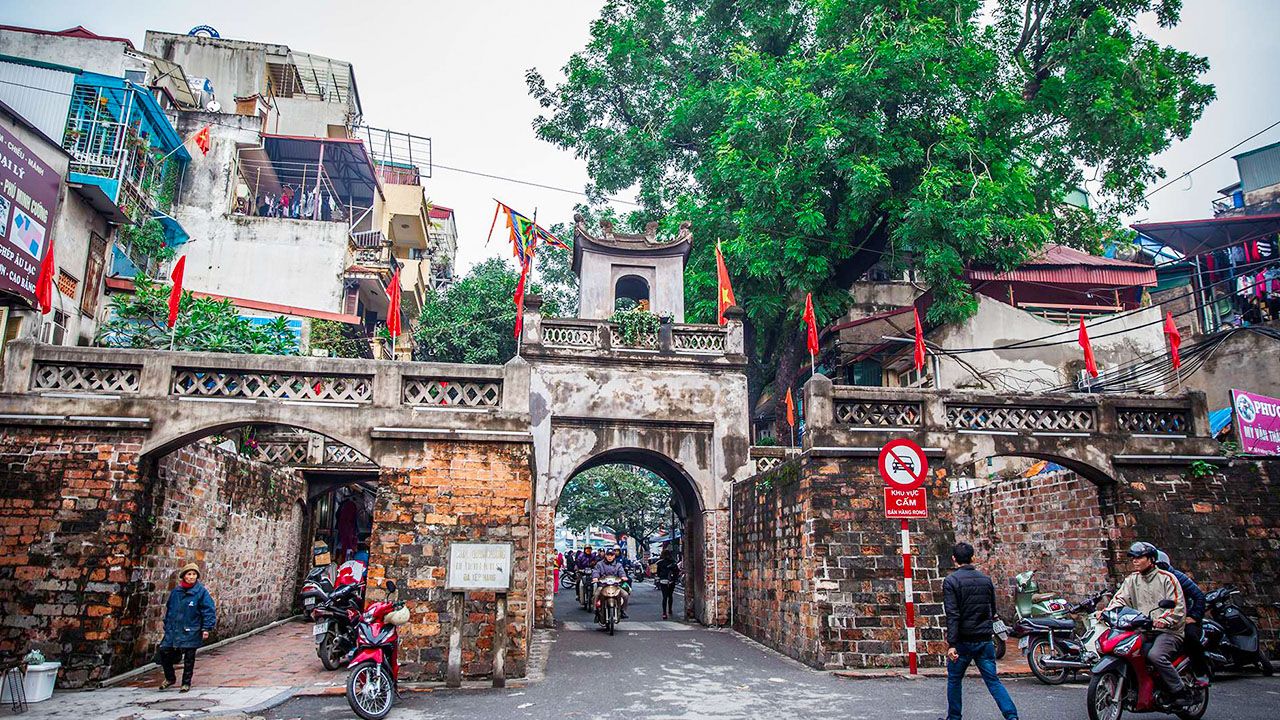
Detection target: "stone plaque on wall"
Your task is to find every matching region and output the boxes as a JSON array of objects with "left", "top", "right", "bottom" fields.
[{"left": 446, "top": 542, "right": 513, "bottom": 592}]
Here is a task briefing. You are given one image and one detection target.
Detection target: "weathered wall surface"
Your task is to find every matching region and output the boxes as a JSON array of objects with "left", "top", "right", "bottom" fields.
[
  {"left": 0, "top": 427, "right": 147, "bottom": 687},
  {"left": 952, "top": 470, "right": 1113, "bottom": 619},
  {"left": 732, "top": 453, "right": 950, "bottom": 669},
  {"left": 367, "top": 439, "right": 534, "bottom": 681},
  {"left": 134, "top": 442, "right": 306, "bottom": 660},
  {"left": 0, "top": 426, "right": 307, "bottom": 688}
]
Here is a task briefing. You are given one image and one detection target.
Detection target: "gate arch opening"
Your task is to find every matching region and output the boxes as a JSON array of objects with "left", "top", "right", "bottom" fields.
[{"left": 548, "top": 446, "right": 714, "bottom": 626}]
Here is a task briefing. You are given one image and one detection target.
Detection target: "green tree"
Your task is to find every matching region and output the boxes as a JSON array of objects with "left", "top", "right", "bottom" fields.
[
  {"left": 97, "top": 275, "right": 298, "bottom": 354},
  {"left": 309, "top": 319, "right": 373, "bottom": 359},
  {"left": 559, "top": 464, "right": 671, "bottom": 551},
  {"left": 528, "top": 0, "right": 1213, "bottom": 431},
  {"left": 412, "top": 257, "right": 570, "bottom": 364}
]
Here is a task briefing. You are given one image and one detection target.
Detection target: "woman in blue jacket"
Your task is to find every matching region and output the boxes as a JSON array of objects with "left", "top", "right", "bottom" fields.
[{"left": 158, "top": 563, "right": 217, "bottom": 692}]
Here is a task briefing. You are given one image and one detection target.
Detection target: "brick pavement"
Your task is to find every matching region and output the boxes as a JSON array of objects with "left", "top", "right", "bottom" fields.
[{"left": 127, "top": 620, "right": 342, "bottom": 691}]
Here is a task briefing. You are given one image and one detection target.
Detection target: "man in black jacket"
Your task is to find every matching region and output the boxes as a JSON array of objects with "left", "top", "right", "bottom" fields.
[{"left": 941, "top": 543, "right": 1018, "bottom": 720}]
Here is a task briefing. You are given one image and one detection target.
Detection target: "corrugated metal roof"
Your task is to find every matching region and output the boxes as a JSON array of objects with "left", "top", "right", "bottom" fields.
[
  {"left": 0, "top": 59, "right": 74, "bottom": 141},
  {"left": 1236, "top": 142, "right": 1280, "bottom": 194},
  {"left": 965, "top": 245, "right": 1157, "bottom": 287}
]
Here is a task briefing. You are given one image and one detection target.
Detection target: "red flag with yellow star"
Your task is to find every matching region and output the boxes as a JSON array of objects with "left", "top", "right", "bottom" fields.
[{"left": 715, "top": 240, "right": 736, "bottom": 326}]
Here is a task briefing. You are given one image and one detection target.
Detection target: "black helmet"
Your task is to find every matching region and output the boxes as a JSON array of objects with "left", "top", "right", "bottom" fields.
[{"left": 1127, "top": 541, "right": 1158, "bottom": 559}]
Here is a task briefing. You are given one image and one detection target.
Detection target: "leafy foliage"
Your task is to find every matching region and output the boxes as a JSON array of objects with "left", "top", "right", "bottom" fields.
[
  {"left": 412, "top": 257, "right": 571, "bottom": 364},
  {"left": 119, "top": 218, "right": 175, "bottom": 265},
  {"left": 528, "top": 0, "right": 1213, "bottom": 427},
  {"left": 309, "top": 318, "right": 373, "bottom": 359},
  {"left": 97, "top": 275, "right": 298, "bottom": 355},
  {"left": 610, "top": 306, "right": 666, "bottom": 344},
  {"left": 559, "top": 464, "right": 671, "bottom": 549}
]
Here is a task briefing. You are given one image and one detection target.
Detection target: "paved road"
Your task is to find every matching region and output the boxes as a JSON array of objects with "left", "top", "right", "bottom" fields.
[{"left": 267, "top": 581, "right": 1280, "bottom": 719}]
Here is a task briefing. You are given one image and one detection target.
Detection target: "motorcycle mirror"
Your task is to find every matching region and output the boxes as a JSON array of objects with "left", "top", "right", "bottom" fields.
[
  {"left": 1158, "top": 599, "right": 1176, "bottom": 609},
  {"left": 386, "top": 580, "right": 397, "bottom": 594}
]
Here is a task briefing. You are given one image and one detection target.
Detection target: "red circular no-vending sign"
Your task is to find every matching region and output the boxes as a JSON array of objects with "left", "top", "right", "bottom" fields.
[{"left": 878, "top": 439, "right": 928, "bottom": 491}]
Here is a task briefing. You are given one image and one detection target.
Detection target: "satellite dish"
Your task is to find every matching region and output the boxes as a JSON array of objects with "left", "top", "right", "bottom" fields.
[{"left": 206, "top": 100, "right": 221, "bottom": 113}]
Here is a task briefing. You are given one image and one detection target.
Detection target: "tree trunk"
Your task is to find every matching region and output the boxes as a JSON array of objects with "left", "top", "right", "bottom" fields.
[{"left": 770, "top": 326, "right": 806, "bottom": 445}]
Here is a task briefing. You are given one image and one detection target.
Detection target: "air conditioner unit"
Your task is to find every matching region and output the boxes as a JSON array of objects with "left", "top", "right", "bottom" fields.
[{"left": 1076, "top": 368, "right": 1101, "bottom": 392}]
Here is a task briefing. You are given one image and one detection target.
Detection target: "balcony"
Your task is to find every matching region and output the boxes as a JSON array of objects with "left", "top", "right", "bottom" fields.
[{"left": 61, "top": 74, "right": 190, "bottom": 235}]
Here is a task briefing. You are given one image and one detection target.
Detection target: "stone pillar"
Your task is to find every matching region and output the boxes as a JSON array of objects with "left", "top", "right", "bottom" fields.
[
  {"left": 703, "top": 507, "right": 732, "bottom": 626},
  {"left": 803, "top": 373, "right": 834, "bottom": 449},
  {"left": 532, "top": 503, "right": 556, "bottom": 628},
  {"left": 522, "top": 294, "right": 543, "bottom": 347},
  {"left": 724, "top": 305, "right": 746, "bottom": 358}
]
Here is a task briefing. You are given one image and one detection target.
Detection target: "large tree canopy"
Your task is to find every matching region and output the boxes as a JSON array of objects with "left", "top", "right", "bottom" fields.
[
  {"left": 528, "top": 0, "right": 1213, "bottom": 422},
  {"left": 559, "top": 464, "right": 672, "bottom": 551}
]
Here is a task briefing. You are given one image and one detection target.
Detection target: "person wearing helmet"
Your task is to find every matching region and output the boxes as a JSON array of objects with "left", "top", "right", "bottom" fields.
[
  {"left": 1156, "top": 550, "right": 1209, "bottom": 682},
  {"left": 591, "top": 547, "right": 630, "bottom": 618},
  {"left": 1101, "top": 541, "right": 1190, "bottom": 705}
]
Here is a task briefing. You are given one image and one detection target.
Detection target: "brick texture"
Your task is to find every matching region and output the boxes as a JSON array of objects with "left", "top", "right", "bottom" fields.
[
  {"left": 952, "top": 470, "right": 1112, "bottom": 619},
  {"left": 367, "top": 440, "right": 534, "bottom": 682},
  {"left": 134, "top": 442, "right": 306, "bottom": 662},
  {"left": 532, "top": 504, "right": 556, "bottom": 628},
  {"left": 0, "top": 427, "right": 307, "bottom": 688}
]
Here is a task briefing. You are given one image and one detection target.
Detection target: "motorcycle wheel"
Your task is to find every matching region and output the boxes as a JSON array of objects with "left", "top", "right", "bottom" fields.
[
  {"left": 1175, "top": 681, "right": 1209, "bottom": 720},
  {"left": 318, "top": 631, "right": 344, "bottom": 671},
  {"left": 1087, "top": 670, "right": 1125, "bottom": 720},
  {"left": 1028, "top": 637, "right": 1069, "bottom": 685},
  {"left": 607, "top": 607, "right": 615, "bottom": 636},
  {"left": 346, "top": 660, "right": 395, "bottom": 720},
  {"left": 993, "top": 634, "right": 1007, "bottom": 660},
  {"left": 1258, "top": 648, "right": 1274, "bottom": 676}
]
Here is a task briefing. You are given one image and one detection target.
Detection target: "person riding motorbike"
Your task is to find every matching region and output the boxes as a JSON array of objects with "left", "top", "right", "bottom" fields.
[
  {"left": 1098, "top": 541, "right": 1192, "bottom": 707},
  {"left": 592, "top": 547, "right": 630, "bottom": 619},
  {"left": 576, "top": 546, "right": 599, "bottom": 570},
  {"left": 1156, "top": 549, "right": 1209, "bottom": 682}
]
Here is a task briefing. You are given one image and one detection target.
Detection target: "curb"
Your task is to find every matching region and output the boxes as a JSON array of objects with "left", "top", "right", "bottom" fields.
[
  {"left": 98, "top": 615, "right": 303, "bottom": 688},
  {"left": 833, "top": 665, "right": 1035, "bottom": 680}
]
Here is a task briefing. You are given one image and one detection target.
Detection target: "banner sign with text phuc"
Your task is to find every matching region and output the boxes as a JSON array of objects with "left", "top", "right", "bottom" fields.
[
  {"left": 0, "top": 123, "right": 61, "bottom": 305},
  {"left": 1233, "top": 389, "right": 1280, "bottom": 456}
]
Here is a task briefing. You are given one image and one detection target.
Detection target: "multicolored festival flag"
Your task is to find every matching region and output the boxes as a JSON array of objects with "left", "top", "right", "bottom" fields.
[
  {"left": 487, "top": 200, "right": 568, "bottom": 267},
  {"left": 715, "top": 240, "right": 736, "bottom": 326},
  {"left": 1078, "top": 318, "right": 1098, "bottom": 377},
  {"left": 513, "top": 262, "right": 529, "bottom": 339}
]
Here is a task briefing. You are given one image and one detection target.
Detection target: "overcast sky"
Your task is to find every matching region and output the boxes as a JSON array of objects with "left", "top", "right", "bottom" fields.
[{"left": 3, "top": 1, "right": 1278, "bottom": 273}]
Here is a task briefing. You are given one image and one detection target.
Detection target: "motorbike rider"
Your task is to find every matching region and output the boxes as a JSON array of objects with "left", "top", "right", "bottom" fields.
[
  {"left": 1099, "top": 541, "right": 1191, "bottom": 706},
  {"left": 576, "top": 546, "right": 599, "bottom": 570},
  {"left": 592, "top": 546, "right": 630, "bottom": 618},
  {"left": 1156, "top": 549, "right": 1208, "bottom": 682}
]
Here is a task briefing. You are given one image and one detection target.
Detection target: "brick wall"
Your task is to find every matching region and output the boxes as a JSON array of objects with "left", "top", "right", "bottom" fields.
[
  {"left": 532, "top": 504, "right": 556, "bottom": 628},
  {"left": 0, "top": 427, "right": 308, "bottom": 688},
  {"left": 0, "top": 427, "right": 147, "bottom": 687},
  {"left": 133, "top": 441, "right": 306, "bottom": 660},
  {"left": 1113, "top": 459, "right": 1280, "bottom": 655},
  {"left": 951, "top": 470, "right": 1113, "bottom": 619},
  {"left": 367, "top": 440, "right": 534, "bottom": 681},
  {"left": 733, "top": 453, "right": 950, "bottom": 669}
]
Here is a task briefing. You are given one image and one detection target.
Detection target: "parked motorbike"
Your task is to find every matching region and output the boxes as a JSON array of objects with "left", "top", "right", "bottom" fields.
[
  {"left": 1086, "top": 603, "right": 1209, "bottom": 720},
  {"left": 300, "top": 566, "right": 333, "bottom": 613},
  {"left": 1011, "top": 591, "right": 1107, "bottom": 685},
  {"left": 314, "top": 580, "right": 365, "bottom": 670},
  {"left": 1201, "top": 586, "right": 1273, "bottom": 676},
  {"left": 991, "top": 615, "right": 1009, "bottom": 659},
  {"left": 595, "top": 576, "right": 626, "bottom": 635},
  {"left": 559, "top": 566, "right": 580, "bottom": 591},
  {"left": 346, "top": 580, "right": 410, "bottom": 720},
  {"left": 1013, "top": 570, "right": 1070, "bottom": 619}
]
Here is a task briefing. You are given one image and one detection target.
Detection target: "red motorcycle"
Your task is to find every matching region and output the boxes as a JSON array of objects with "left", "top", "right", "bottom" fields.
[
  {"left": 1087, "top": 603, "right": 1209, "bottom": 720},
  {"left": 345, "top": 580, "right": 411, "bottom": 720}
]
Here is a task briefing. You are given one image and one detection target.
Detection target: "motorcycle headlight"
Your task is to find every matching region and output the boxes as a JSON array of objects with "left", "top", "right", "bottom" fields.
[{"left": 1114, "top": 635, "right": 1141, "bottom": 656}]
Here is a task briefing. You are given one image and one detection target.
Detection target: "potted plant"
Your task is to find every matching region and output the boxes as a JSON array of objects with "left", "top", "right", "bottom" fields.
[{"left": 0, "top": 649, "right": 61, "bottom": 704}]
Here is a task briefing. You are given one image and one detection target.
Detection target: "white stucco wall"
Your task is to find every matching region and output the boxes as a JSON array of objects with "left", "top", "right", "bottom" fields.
[
  {"left": 0, "top": 29, "right": 129, "bottom": 77},
  {"left": 934, "top": 295, "right": 1165, "bottom": 392},
  {"left": 269, "top": 96, "right": 349, "bottom": 138},
  {"left": 143, "top": 33, "right": 273, "bottom": 105},
  {"left": 578, "top": 251, "right": 686, "bottom": 322}
]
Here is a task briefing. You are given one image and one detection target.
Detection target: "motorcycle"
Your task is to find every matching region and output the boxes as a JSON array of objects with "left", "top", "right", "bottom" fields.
[
  {"left": 595, "top": 576, "right": 626, "bottom": 635},
  {"left": 1201, "top": 586, "right": 1273, "bottom": 676},
  {"left": 300, "top": 566, "right": 333, "bottom": 614},
  {"left": 1013, "top": 570, "right": 1070, "bottom": 619},
  {"left": 1086, "top": 602, "right": 1209, "bottom": 720},
  {"left": 559, "top": 565, "right": 580, "bottom": 591},
  {"left": 346, "top": 579, "right": 411, "bottom": 720},
  {"left": 992, "top": 615, "right": 1010, "bottom": 659},
  {"left": 1011, "top": 591, "right": 1107, "bottom": 685},
  {"left": 578, "top": 572, "right": 595, "bottom": 611},
  {"left": 314, "top": 579, "right": 365, "bottom": 670}
]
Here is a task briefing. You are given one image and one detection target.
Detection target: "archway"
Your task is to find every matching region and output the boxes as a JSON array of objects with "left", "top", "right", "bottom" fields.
[
  {"left": 614, "top": 274, "right": 651, "bottom": 310},
  {"left": 541, "top": 446, "right": 717, "bottom": 628},
  {"left": 948, "top": 452, "right": 1118, "bottom": 620}
]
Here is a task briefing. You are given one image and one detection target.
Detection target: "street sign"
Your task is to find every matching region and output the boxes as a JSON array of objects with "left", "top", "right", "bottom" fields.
[
  {"left": 877, "top": 438, "right": 927, "bottom": 491},
  {"left": 884, "top": 487, "right": 928, "bottom": 519},
  {"left": 446, "top": 542, "right": 513, "bottom": 592}
]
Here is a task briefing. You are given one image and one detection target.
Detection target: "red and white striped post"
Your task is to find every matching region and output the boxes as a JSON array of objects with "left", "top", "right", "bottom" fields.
[{"left": 901, "top": 518, "right": 918, "bottom": 674}]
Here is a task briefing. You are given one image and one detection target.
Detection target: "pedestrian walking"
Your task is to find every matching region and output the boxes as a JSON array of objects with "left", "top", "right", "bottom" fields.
[
  {"left": 656, "top": 548, "right": 680, "bottom": 620},
  {"left": 157, "top": 562, "right": 217, "bottom": 692},
  {"left": 941, "top": 542, "right": 1018, "bottom": 720}
]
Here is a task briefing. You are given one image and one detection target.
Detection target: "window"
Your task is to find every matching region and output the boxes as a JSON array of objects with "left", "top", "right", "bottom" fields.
[
  {"left": 847, "top": 360, "right": 883, "bottom": 387},
  {"left": 409, "top": 248, "right": 425, "bottom": 260},
  {"left": 614, "top": 274, "right": 650, "bottom": 311},
  {"left": 124, "top": 69, "right": 147, "bottom": 85},
  {"left": 82, "top": 234, "right": 106, "bottom": 316}
]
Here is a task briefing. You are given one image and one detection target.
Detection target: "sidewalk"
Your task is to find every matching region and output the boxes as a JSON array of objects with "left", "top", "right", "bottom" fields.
[
  {"left": 20, "top": 621, "right": 343, "bottom": 719},
  {"left": 834, "top": 653, "right": 1033, "bottom": 679}
]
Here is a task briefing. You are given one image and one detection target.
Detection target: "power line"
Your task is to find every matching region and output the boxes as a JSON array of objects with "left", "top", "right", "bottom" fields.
[{"left": 1143, "top": 118, "right": 1280, "bottom": 199}]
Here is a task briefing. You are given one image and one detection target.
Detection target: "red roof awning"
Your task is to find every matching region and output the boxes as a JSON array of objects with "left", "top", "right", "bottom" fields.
[
  {"left": 1131, "top": 213, "right": 1280, "bottom": 256},
  {"left": 965, "top": 245, "right": 1156, "bottom": 288}
]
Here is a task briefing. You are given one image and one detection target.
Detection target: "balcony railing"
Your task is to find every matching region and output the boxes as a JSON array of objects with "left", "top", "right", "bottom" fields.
[{"left": 351, "top": 230, "right": 386, "bottom": 249}]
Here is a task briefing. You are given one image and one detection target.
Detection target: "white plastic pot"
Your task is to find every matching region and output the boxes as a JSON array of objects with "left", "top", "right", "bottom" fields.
[{"left": 0, "top": 661, "right": 60, "bottom": 703}]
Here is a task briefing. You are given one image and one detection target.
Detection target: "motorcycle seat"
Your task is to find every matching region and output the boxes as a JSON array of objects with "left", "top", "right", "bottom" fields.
[
  {"left": 1022, "top": 617, "right": 1076, "bottom": 631},
  {"left": 1032, "top": 592, "right": 1057, "bottom": 602}
]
